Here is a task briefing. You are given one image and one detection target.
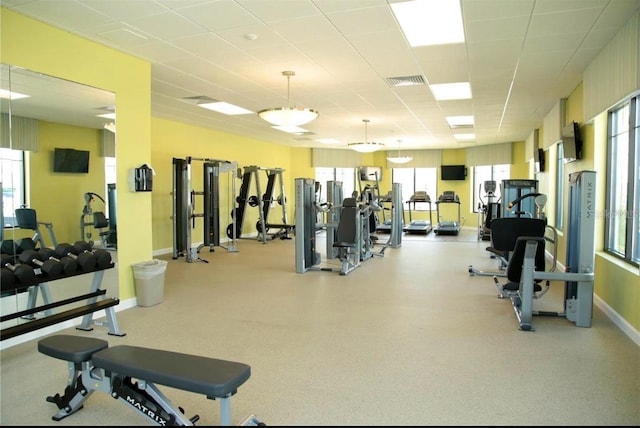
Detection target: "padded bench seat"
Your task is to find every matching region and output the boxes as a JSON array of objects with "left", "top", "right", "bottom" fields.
[{"left": 92, "top": 345, "right": 251, "bottom": 398}]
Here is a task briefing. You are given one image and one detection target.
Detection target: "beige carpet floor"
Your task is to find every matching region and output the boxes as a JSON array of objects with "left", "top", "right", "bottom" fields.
[{"left": 1, "top": 228, "right": 639, "bottom": 426}]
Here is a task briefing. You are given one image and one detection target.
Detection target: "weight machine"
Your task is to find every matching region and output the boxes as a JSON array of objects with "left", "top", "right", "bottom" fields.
[
  {"left": 80, "top": 186, "right": 117, "bottom": 249},
  {"left": 228, "top": 165, "right": 293, "bottom": 244},
  {"left": 501, "top": 179, "right": 538, "bottom": 218},
  {"left": 172, "top": 157, "right": 238, "bottom": 263},
  {"left": 494, "top": 171, "right": 596, "bottom": 331},
  {"left": 295, "top": 178, "right": 343, "bottom": 273}
]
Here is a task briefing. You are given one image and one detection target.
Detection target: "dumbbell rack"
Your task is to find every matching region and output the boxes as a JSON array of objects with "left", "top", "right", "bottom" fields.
[{"left": 0, "top": 263, "right": 124, "bottom": 341}]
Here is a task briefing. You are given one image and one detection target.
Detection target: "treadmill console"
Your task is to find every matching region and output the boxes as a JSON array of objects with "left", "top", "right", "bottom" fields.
[{"left": 439, "top": 191, "right": 459, "bottom": 203}]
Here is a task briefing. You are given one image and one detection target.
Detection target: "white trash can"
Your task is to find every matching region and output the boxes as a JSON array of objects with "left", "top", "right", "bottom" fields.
[{"left": 132, "top": 259, "right": 168, "bottom": 307}]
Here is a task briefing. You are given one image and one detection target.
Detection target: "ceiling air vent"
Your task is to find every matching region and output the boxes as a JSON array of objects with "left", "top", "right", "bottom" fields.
[{"left": 384, "top": 75, "right": 426, "bottom": 87}]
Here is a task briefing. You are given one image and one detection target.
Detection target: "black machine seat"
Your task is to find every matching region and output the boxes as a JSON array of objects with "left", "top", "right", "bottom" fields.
[
  {"left": 486, "top": 217, "right": 546, "bottom": 262},
  {"left": 333, "top": 197, "right": 358, "bottom": 248},
  {"left": 489, "top": 217, "right": 550, "bottom": 298},
  {"left": 93, "top": 212, "right": 109, "bottom": 229},
  {"left": 501, "top": 236, "right": 547, "bottom": 293},
  {"left": 15, "top": 208, "right": 38, "bottom": 230},
  {"left": 92, "top": 345, "right": 251, "bottom": 398}
]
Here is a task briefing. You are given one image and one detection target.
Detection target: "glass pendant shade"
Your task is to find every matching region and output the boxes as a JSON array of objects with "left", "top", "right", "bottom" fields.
[
  {"left": 258, "top": 71, "right": 318, "bottom": 127},
  {"left": 258, "top": 106, "right": 318, "bottom": 126},
  {"left": 387, "top": 155, "right": 412, "bottom": 163},
  {"left": 386, "top": 139, "right": 412, "bottom": 163},
  {"left": 349, "top": 119, "right": 383, "bottom": 153}
]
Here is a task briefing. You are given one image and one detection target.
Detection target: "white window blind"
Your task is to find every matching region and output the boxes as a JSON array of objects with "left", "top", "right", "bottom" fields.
[
  {"left": 584, "top": 12, "right": 639, "bottom": 122},
  {"left": 524, "top": 129, "right": 539, "bottom": 162},
  {"left": 466, "top": 143, "right": 512, "bottom": 166},
  {"left": 542, "top": 98, "right": 566, "bottom": 150},
  {"left": 0, "top": 114, "right": 38, "bottom": 151},
  {"left": 312, "top": 148, "right": 361, "bottom": 167},
  {"left": 385, "top": 149, "right": 442, "bottom": 168},
  {"left": 101, "top": 129, "right": 116, "bottom": 157}
]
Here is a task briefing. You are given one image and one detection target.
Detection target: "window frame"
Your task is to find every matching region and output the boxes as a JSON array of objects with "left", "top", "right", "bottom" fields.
[{"left": 604, "top": 91, "right": 639, "bottom": 265}]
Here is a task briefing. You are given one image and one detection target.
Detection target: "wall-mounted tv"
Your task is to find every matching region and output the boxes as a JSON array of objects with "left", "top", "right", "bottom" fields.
[
  {"left": 562, "top": 121, "right": 582, "bottom": 163},
  {"left": 440, "top": 165, "right": 467, "bottom": 180},
  {"left": 53, "top": 148, "right": 90, "bottom": 173},
  {"left": 534, "top": 148, "right": 546, "bottom": 173}
]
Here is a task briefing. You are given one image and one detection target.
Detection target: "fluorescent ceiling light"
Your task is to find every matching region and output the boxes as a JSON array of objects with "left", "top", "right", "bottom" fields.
[
  {"left": 430, "top": 82, "right": 471, "bottom": 100},
  {"left": 446, "top": 115, "right": 474, "bottom": 126},
  {"left": 0, "top": 89, "right": 29, "bottom": 100},
  {"left": 97, "top": 112, "right": 116, "bottom": 120},
  {"left": 198, "top": 101, "right": 253, "bottom": 115},
  {"left": 391, "top": 0, "right": 465, "bottom": 47},
  {"left": 316, "top": 138, "right": 340, "bottom": 145},
  {"left": 272, "top": 125, "right": 309, "bottom": 134},
  {"left": 454, "top": 133, "right": 475, "bottom": 140},
  {"left": 103, "top": 122, "right": 116, "bottom": 134}
]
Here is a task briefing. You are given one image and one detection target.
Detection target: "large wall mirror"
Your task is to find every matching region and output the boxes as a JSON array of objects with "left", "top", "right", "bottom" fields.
[{"left": 1, "top": 63, "right": 118, "bottom": 339}]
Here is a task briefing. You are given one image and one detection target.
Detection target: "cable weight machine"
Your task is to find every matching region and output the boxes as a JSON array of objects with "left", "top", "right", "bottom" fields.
[{"left": 172, "top": 157, "right": 238, "bottom": 263}]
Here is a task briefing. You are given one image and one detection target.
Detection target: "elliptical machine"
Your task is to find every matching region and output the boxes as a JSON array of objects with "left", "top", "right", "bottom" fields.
[{"left": 477, "top": 180, "right": 501, "bottom": 241}]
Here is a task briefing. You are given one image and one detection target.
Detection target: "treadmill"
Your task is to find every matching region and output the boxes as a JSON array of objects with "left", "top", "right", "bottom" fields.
[
  {"left": 434, "top": 191, "right": 461, "bottom": 235},
  {"left": 375, "top": 190, "right": 394, "bottom": 233},
  {"left": 403, "top": 191, "right": 433, "bottom": 234}
]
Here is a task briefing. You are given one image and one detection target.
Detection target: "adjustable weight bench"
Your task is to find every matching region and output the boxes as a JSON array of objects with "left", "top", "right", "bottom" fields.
[{"left": 38, "top": 335, "right": 264, "bottom": 426}]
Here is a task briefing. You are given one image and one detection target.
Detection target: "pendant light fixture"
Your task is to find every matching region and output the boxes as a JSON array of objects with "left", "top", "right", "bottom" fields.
[
  {"left": 348, "top": 119, "right": 384, "bottom": 153},
  {"left": 387, "top": 139, "right": 412, "bottom": 163},
  {"left": 258, "top": 71, "right": 319, "bottom": 127}
]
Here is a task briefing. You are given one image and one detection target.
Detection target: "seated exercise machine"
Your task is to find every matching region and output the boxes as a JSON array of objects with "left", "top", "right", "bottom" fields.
[
  {"left": 476, "top": 180, "right": 500, "bottom": 241},
  {"left": 38, "top": 335, "right": 264, "bottom": 426},
  {"left": 468, "top": 180, "right": 549, "bottom": 277},
  {"left": 403, "top": 191, "right": 433, "bottom": 234},
  {"left": 491, "top": 171, "right": 596, "bottom": 331},
  {"left": 15, "top": 207, "right": 58, "bottom": 249},
  {"left": 434, "top": 191, "right": 461, "bottom": 235}
]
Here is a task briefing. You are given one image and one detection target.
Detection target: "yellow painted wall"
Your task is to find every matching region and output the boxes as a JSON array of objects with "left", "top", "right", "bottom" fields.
[
  {"left": 150, "top": 117, "right": 295, "bottom": 251},
  {"left": 2, "top": 8, "right": 152, "bottom": 300},
  {"left": 29, "top": 122, "right": 106, "bottom": 244},
  {"left": 2, "top": 8, "right": 637, "bottom": 335}
]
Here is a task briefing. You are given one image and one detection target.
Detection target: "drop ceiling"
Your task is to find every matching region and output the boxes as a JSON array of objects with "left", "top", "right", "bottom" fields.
[{"left": 3, "top": 0, "right": 640, "bottom": 150}]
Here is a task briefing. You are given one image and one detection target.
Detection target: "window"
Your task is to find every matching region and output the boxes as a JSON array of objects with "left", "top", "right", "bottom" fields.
[
  {"left": 314, "top": 167, "right": 356, "bottom": 203},
  {"left": 472, "top": 164, "right": 510, "bottom": 213},
  {"left": 104, "top": 156, "right": 116, "bottom": 218},
  {"left": 605, "top": 92, "right": 639, "bottom": 264},
  {"left": 391, "top": 167, "right": 437, "bottom": 206},
  {"left": 555, "top": 143, "right": 565, "bottom": 230},
  {"left": 1, "top": 148, "right": 26, "bottom": 228}
]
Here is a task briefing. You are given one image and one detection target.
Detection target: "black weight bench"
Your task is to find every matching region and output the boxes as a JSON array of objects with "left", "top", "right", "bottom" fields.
[{"left": 38, "top": 335, "right": 263, "bottom": 426}]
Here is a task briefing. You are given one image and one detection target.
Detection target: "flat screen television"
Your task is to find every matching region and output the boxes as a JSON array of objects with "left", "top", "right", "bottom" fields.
[
  {"left": 562, "top": 121, "right": 582, "bottom": 163},
  {"left": 440, "top": 165, "right": 466, "bottom": 180},
  {"left": 53, "top": 148, "right": 90, "bottom": 173},
  {"left": 534, "top": 148, "right": 546, "bottom": 173}
]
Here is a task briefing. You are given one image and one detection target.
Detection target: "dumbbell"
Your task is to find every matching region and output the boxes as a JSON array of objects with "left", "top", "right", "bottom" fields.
[
  {"left": 16, "top": 237, "right": 37, "bottom": 253},
  {"left": 18, "top": 249, "right": 63, "bottom": 277},
  {"left": 73, "top": 241, "right": 112, "bottom": 269},
  {"left": 0, "top": 255, "right": 37, "bottom": 285},
  {"left": 54, "top": 243, "right": 97, "bottom": 271},
  {"left": 37, "top": 248, "right": 78, "bottom": 275},
  {"left": 1, "top": 267, "right": 16, "bottom": 291},
  {"left": 1, "top": 239, "right": 17, "bottom": 255}
]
